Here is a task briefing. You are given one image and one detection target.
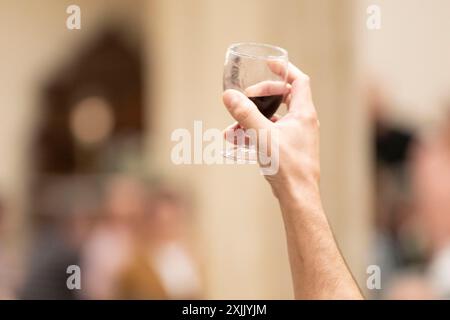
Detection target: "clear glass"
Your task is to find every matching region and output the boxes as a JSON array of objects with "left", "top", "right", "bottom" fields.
[{"left": 222, "top": 42, "right": 288, "bottom": 163}]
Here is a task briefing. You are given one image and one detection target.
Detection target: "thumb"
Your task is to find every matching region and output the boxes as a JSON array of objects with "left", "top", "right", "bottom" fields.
[{"left": 222, "top": 89, "right": 272, "bottom": 130}]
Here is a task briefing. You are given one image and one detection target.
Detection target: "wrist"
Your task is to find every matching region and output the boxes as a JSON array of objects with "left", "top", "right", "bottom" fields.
[
  {"left": 270, "top": 174, "right": 323, "bottom": 218},
  {"left": 271, "top": 171, "right": 319, "bottom": 200}
]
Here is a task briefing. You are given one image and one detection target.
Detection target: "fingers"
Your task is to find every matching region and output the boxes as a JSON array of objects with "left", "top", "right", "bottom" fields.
[
  {"left": 223, "top": 122, "right": 240, "bottom": 144},
  {"left": 270, "top": 114, "right": 281, "bottom": 122},
  {"left": 268, "top": 60, "right": 315, "bottom": 117},
  {"left": 246, "top": 81, "right": 292, "bottom": 109},
  {"left": 223, "top": 114, "right": 281, "bottom": 146},
  {"left": 223, "top": 124, "right": 251, "bottom": 146},
  {"left": 245, "top": 80, "right": 289, "bottom": 98},
  {"left": 223, "top": 89, "right": 273, "bottom": 130},
  {"left": 289, "top": 77, "right": 315, "bottom": 116},
  {"left": 224, "top": 61, "right": 316, "bottom": 127},
  {"left": 268, "top": 60, "right": 308, "bottom": 85},
  {"left": 267, "top": 60, "right": 288, "bottom": 81},
  {"left": 284, "top": 93, "right": 292, "bottom": 106},
  {"left": 286, "top": 62, "right": 307, "bottom": 84},
  {"left": 267, "top": 60, "right": 313, "bottom": 114}
]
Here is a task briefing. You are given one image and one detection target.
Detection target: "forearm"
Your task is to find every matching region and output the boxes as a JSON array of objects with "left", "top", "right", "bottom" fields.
[
  {"left": 222, "top": 61, "right": 362, "bottom": 299},
  {"left": 275, "top": 180, "right": 363, "bottom": 299}
]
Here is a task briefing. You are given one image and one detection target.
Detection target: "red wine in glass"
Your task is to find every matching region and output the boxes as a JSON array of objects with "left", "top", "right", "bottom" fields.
[
  {"left": 249, "top": 95, "right": 283, "bottom": 119},
  {"left": 222, "top": 42, "right": 288, "bottom": 162}
]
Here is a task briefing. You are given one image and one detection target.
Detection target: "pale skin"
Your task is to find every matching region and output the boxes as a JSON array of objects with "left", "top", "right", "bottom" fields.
[{"left": 222, "top": 62, "right": 363, "bottom": 299}]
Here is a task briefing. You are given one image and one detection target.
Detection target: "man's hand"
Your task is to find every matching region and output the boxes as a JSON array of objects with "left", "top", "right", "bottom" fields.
[
  {"left": 223, "top": 62, "right": 320, "bottom": 203},
  {"left": 222, "top": 62, "right": 362, "bottom": 299}
]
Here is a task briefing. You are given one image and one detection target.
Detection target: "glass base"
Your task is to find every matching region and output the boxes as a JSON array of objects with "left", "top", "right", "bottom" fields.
[{"left": 221, "top": 146, "right": 258, "bottom": 164}]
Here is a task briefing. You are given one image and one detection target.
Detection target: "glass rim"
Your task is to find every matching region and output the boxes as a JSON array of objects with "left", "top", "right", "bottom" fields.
[{"left": 227, "top": 42, "right": 288, "bottom": 60}]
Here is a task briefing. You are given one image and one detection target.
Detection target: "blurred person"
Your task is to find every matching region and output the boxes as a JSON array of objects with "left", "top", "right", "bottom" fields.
[
  {"left": 368, "top": 83, "right": 421, "bottom": 297},
  {"left": 20, "top": 179, "right": 98, "bottom": 299},
  {"left": 82, "top": 176, "right": 166, "bottom": 299},
  {"left": 408, "top": 111, "right": 450, "bottom": 299},
  {"left": 222, "top": 62, "right": 362, "bottom": 299},
  {"left": 131, "top": 186, "right": 202, "bottom": 299},
  {"left": 385, "top": 108, "right": 450, "bottom": 300},
  {"left": 370, "top": 82, "right": 415, "bottom": 245}
]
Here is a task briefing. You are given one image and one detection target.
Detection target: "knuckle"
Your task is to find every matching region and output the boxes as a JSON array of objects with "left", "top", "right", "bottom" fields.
[
  {"left": 308, "top": 114, "right": 318, "bottom": 126},
  {"left": 309, "top": 111, "right": 318, "bottom": 122},
  {"left": 300, "top": 112, "right": 318, "bottom": 126},
  {"left": 295, "top": 74, "right": 310, "bottom": 85},
  {"left": 303, "top": 74, "right": 310, "bottom": 83}
]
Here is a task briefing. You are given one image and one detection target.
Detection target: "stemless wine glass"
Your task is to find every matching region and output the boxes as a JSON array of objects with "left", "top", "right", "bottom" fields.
[{"left": 222, "top": 42, "right": 289, "bottom": 163}]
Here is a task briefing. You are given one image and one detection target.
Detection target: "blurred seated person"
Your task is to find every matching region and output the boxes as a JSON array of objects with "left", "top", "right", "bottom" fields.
[
  {"left": 124, "top": 185, "right": 202, "bottom": 299},
  {"left": 83, "top": 176, "right": 202, "bottom": 299},
  {"left": 19, "top": 181, "right": 96, "bottom": 299},
  {"left": 82, "top": 175, "right": 166, "bottom": 299}
]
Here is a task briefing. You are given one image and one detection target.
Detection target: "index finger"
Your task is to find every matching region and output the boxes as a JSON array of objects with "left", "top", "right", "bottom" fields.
[
  {"left": 245, "top": 80, "right": 290, "bottom": 98},
  {"left": 269, "top": 61, "right": 314, "bottom": 114},
  {"left": 268, "top": 60, "right": 308, "bottom": 84}
]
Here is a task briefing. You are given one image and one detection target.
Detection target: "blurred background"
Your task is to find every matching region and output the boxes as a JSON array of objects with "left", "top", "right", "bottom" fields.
[{"left": 0, "top": 0, "right": 450, "bottom": 299}]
